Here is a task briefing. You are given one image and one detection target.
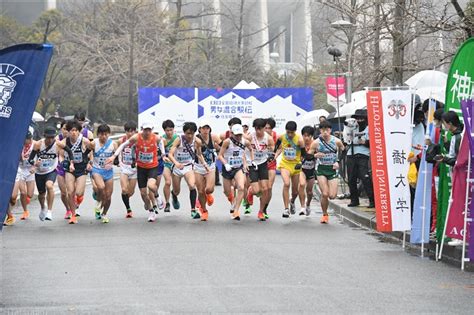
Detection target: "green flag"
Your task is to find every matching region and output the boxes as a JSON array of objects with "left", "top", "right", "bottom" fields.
[{"left": 437, "top": 38, "right": 474, "bottom": 242}]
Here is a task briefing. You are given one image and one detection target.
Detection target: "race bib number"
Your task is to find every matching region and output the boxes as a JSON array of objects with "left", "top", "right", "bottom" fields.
[
  {"left": 122, "top": 150, "right": 133, "bottom": 165},
  {"left": 97, "top": 157, "right": 107, "bottom": 168},
  {"left": 138, "top": 152, "right": 153, "bottom": 163},
  {"left": 302, "top": 160, "right": 315, "bottom": 169},
  {"left": 177, "top": 152, "right": 191, "bottom": 163},
  {"left": 229, "top": 151, "right": 243, "bottom": 167},
  {"left": 39, "top": 159, "right": 53, "bottom": 171},
  {"left": 73, "top": 152, "right": 83, "bottom": 163},
  {"left": 284, "top": 148, "right": 296, "bottom": 160}
]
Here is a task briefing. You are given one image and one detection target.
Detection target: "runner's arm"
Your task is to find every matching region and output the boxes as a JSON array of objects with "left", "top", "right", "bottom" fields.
[
  {"left": 195, "top": 138, "right": 209, "bottom": 168},
  {"left": 27, "top": 141, "right": 41, "bottom": 165},
  {"left": 156, "top": 136, "right": 166, "bottom": 157},
  {"left": 111, "top": 134, "right": 137, "bottom": 158},
  {"left": 56, "top": 140, "right": 75, "bottom": 162},
  {"left": 217, "top": 139, "right": 230, "bottom": 165},
  {"left": 167, "top": 137, "right": 182, "bottom": 166}
]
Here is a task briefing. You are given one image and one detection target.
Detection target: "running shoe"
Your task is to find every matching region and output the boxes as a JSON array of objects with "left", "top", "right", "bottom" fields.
[
  {"left": 68, "top": 216, "right": 77, "bottom": 224},
  {"left": 164, "top": 203, "right": 171, "bottom": 213},
  {"left": 126, "top": 210, "right": 133, "bottom": 218},
  {"left": 153, "top": 205, "right": 158, "bottom": 214},
  {"left": 289, "top": 202, "right": 296, "bottom": 215},
  {"left": 75, "top": 209, "right": 81, "bottom": 217},
  {"left": 206, "top": 193, "right": 214, "bottom": 206},
  {"left": 320, "top": 214, "right": 329, "bottom": 224},
  {"left": 148, "top": 211, "right": 156, "bottom": 222},
  {"left": 171, "top": 191, "right": 180, "bottom": 210},
  {"left": 156, "top": 195, "right": 165, "bottom": 210},
  {"left": 20, "top": 210, "right": 29, "bottom": 220},
  {"left": 282, "top": 208, "right": 290, "bottom": 218},
  {"left": 45, "top": 210, "right": 52, "bottom": 221},
  {"left": 191, "top": 209, "right": 201, "bottom": 219},
  {"left": 94, "top": 207, "right": 102, "bottom": 220},
  {"left": 232, "top": 210, "right": 240, "bottom": 221},
  {"left": 257, "top": 211, "right": 266, "bottom": 221},
  {"left": 299, "top": 208, "right": 306, "bottom": 216},
  {"left": 39, "top": 209, "right": 47, "bottom": 221},
  {"left": 4, "top": 215, "right": 15, "bottom": 226},
  {"left": 244, "top": 206, "right": 251, "bottom": 215},
  {"left": 64, "top": 210, "right": 72, "bottom": 220},
  {"left": 200, "top": 210, "right": 209, "bottom": 221},
  {"left": 263, "top": 209, "right": 269, "bottom": 220},
  {"left": 102, "top": 216, "right": 110, "bottom": 224},
  {"left": 306, "top": 206, "right": 311, "bottom": 216}
]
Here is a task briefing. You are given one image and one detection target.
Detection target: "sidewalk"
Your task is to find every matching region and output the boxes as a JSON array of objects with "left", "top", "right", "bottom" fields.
[{"left": 328, "top": 195, "right": 473, "bottom": 270}]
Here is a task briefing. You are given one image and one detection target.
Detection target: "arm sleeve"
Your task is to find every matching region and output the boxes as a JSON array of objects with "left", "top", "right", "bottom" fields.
[
  {"left": 114, "top": 140, "right": 130, "bottom": 157},
  {"left": 28, "top": 150, "right": 38, "bottom": 165},
  {"left": 63, "top": 145, "right": 74, "bottom": 161}
]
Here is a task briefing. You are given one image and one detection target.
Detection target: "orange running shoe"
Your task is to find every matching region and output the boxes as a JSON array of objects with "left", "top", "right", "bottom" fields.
[
  {"left": 320, "top": 214, "right": 329, "bottom": 224},
  {"left": 20, "top": 210, "right": 30, "bottom": 220},
  {"left": 68, "top": 216, "right": 77, "bottom": 224},
  {"left": 4, "top": 215, "right": 15, "bottom": 226},
  {"left": 232, "top": 210, "right": 240, "bottom": 221},
  {"left": 257, "top": 211, "right": 266, "bottom": 221},
  {"left": 201, "top": 210, "right": 209, "bottom": 221},
  {"left": 64, "top": 210, "right": 72, "bottom": 220},
  {"left": 206, "top": 193, "right": 214, "bottom": 206}
]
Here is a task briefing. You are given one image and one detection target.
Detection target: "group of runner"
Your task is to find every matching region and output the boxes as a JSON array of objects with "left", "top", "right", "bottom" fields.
[{"left": 4, "top": 115, "right": 343, "bottom": 226}]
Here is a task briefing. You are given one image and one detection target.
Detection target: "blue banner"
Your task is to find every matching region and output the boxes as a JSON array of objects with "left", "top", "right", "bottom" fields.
[
  {"left": 0, "top": 44, "right": 53, "bottom": 228},
  {"left": 411, "top": 98, "right": 436, "bottom": 244}
]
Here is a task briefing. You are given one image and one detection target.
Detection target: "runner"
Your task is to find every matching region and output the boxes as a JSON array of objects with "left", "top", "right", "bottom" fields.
[
  {"left": 15, "top": 131, "right": 36, "bottom": 220},
  {"left": 161, "top": 119, "right": 179, "bottom": 212},
  {"left": 167, "top": 122, "right": 209, "bottom": 220},
  {"left": 275, "top": 121, "right": 305, "bottom": 218},
  {"left": 298, "top": 125, "right": 317, "bottom": 216},
  {"left": 264, "top": 117, "right": 278, "bottom": 218},
  {"left": 245, "top": 118, "right": 275, "bottom": 221},
  {"left": 56, "top": 120, "right": 73, "bottom": 219},
  {"left": 116, "top": 121, "right": 138, "bottom": 218},
  {"left": 110, "top": 122, "right": 165, "bottom": 222},
  {"left": 59, "top": 120, "right": 92, "bottom": 224},
  {"left": 218, "top": 124, "right": 254, "bottom": 220},
  {"left": 194, "top": 119, "right": 221, "bottom": 220},
  {"left": 312, "top": 121, "right": 344, "bottom": 223},
  {"left": 241, "top": 118, "right": 254, "bottom": 214},
  {"left": 31, "top": 126, "right": 75, "bottom": 222}
]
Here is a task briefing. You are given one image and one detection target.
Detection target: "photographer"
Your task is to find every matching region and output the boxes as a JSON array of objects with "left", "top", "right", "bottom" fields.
[{"left": 346, "top": 109, "right": 375, "bottom": 208}]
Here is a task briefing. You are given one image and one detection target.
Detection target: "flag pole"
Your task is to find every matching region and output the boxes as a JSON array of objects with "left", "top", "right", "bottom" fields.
[
  {"left": 438, "top": 189, "right": 453, "bottom": 260},
  {"left": 461, "top": 153, "right": 471, "bottom": 270},
  {"left": 403, "top": 231, "right": 406, "bottom": 249}
]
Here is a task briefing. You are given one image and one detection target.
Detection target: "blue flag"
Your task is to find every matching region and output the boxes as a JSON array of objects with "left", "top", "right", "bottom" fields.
[
  {"left": 0, "top": 44, "right": 53, "bottom": 228},
  {"left": 411, "top": 98, "right": 437, "bottom": 244}
]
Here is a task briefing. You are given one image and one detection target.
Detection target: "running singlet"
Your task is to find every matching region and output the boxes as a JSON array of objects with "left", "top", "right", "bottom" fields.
[
  {"left": 302, "top": 144, "right": 316, "bottom": 170},
  {"left": 318, "top": 136, "right": 338, "bottom": 165},
  {"left": 175, "top": 136, "right": 195, "bottom": 165},
  {"left": 197, "top": 134, "right": 215, "bottom": 165},
  {"left": 163, "top": 134, "right": 178, "bottom": 155},
  {"left": 280, "top": 134, "right": 301, "bottom": 162},
  {"left": 19, "top": 143, "right": 33, "bottom": 169},
  {"left": 120, "top": 135, "right": 135, "bottom": 167},
  {"left": 248, "top": 132, "right": 269, "bottom": 165},
  {"left": 92, "top": 139, "right": 115, "bottom": 169},
  {"left": 66, "top": 135, "right": 88, "bottom": 166},
  {"left": 224, "top": 138, "right": 246, "bottom": 168},
  {"left": 36, "top": 140, "right": 59, "bottom": 175},
  {"left": 136, "top": 133, "right": 158, "bottom": 169}
]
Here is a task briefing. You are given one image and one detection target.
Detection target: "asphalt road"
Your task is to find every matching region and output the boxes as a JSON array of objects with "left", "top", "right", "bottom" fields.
[{"left": 1, "top": 176, "right": 473, "bottom": 314}]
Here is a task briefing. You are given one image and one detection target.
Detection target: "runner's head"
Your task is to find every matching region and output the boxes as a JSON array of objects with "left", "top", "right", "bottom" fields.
[
  {"left": 183, "top": 122, "right": 197, "bottom": 142},
  {"left": 433, "top": 108, "right": 444, "bottom": 127},
  {"left": 319, "top": 120, "right": 332, "bottom": 137},
  {"left": 97, "top": 124, "right": 111, "bottom": 143},
  {"left": 285, "top": 121, "right": 297, "bottom": 138},
  {"left": 58, "top": 119, "right": 68, "bottom": 138},
  {"left": 24, "top": 130, "right": 33, "bottom": 145},
  {"left": 253, "top": 118, "right": 266, "bottom": 137},
  {"left": 124, "top": 121, "right": 137, "bottom": 138},
  {"left": 265, "top": 117, "right": 276, "bottom": 135},
  {"left": 198, "top": 119, "right": 211, "bottom": 136},
  {"left": 141, "top": 121, "right": 154, "bottom": 138},
  {"left": 231, "top": 124, "right": 244, "bottom": 141},
  {"left": 442, "top": 111, "right": 462, "bottom": 132},
  {"left": 301, "top": 125, "right": 315, "bottom": 143},
  {"left": 228, "top": 117, "right": 241, "bottom": 130},
  {"left": 74, "top": 111, "right": 87, "bottom": 127},
  {"left": 242, "top": 119, "right": 251, "bottom": 134},
  {"left": 162, "top": 119, "right": 175, "bottom": 138},
  {"left": 44, "top": 126, "right": 57, "bottom": 146},
  {"left": 66, "top": 120, "right": 82, "bottom": 140}
]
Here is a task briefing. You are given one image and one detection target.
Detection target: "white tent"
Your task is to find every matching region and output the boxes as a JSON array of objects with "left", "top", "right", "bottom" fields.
[{"left": 299, "top": 109, "right": 330, "bottom": 127}]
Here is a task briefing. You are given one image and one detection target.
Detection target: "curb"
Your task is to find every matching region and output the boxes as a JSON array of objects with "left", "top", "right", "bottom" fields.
[{"left": 329, "top": 198, "right": 471, "bottom": 269}]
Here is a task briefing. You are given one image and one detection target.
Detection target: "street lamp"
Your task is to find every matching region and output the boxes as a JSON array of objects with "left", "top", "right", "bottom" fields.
[
  {"left": 330, "top": 19, "right": 356, "bottom": 102},
  {"left": 328, "top": 46, "right": 343, "bottom": 135}
]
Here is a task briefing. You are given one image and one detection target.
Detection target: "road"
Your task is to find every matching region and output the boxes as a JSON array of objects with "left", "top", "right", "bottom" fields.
[{"left": 1, "top": 177, "right": 473, "bottom": 313}]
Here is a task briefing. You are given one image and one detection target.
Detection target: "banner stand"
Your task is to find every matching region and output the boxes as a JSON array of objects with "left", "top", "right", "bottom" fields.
[
  {"left": 461, "top": 154, "right": 472, "bottom": 270},
  {"left": 438, "top": 190, "right": 454, "bottom": 260},
  {"left": 402, "top": 231, "right": 406, "bottom": 249}
]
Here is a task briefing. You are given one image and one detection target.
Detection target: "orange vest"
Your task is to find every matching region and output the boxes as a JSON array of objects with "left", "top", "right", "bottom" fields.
[{"left": 136, "top": 133, "right": 158, "bottom": 169}]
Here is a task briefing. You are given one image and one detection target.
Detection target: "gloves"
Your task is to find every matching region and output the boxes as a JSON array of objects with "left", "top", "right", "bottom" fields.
[
  {"left": 267, "top": 152, "right": 275, "bottom": 162},
  {"left": 224, "top": 163, "right": 232, "bottom": 172},
  {"left": 113, "top": 156, "right": 120, "bottom": 166},
  {"left": 251, "top": 161, "right": 258, "bottom": 170}
]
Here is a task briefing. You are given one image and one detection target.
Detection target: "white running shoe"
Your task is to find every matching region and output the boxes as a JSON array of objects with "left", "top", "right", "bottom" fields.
[
  {"left": 306, "top": 206, "right": 311, "bottom": 216},
  {"left": 148, "top": 211, "right": 156, "bottom": 222},
  {"left": 282, "top": 208, "right": 290, "bottom": 218},
  {"left": 156, "top": 195, "right": 165, "bottom": 210},
  {"left": 75, "top": 209, "right": 81, "bottom": 217},
  {"left": 39, "top": 209, "right": 47, "bottom": 221},
  {"left": 45, "top": 210, "right": 52, "bottom": 221},
  {"left": 298, "top": 208, "right": 306, "bottom": 216}
]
